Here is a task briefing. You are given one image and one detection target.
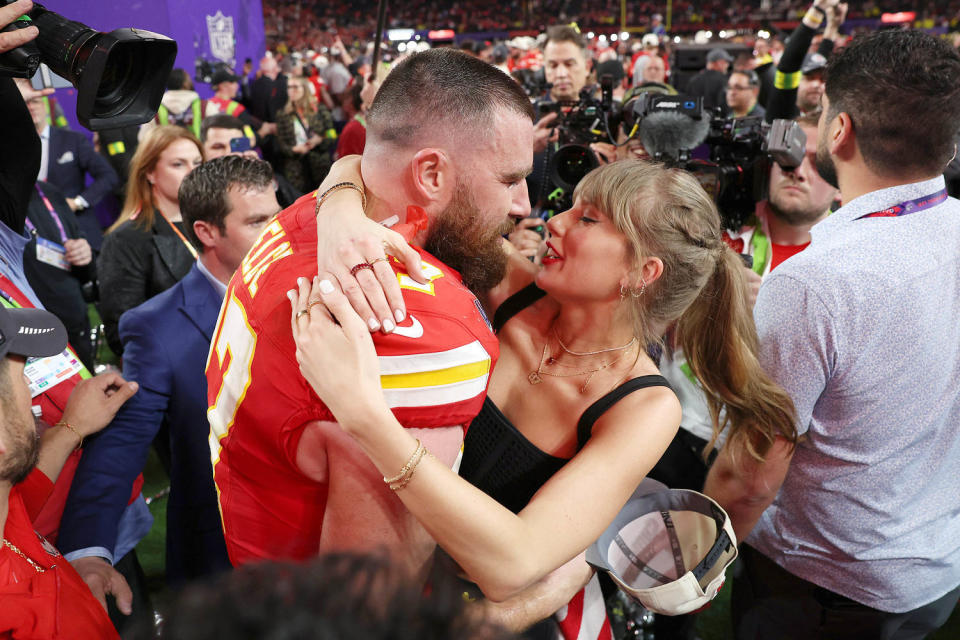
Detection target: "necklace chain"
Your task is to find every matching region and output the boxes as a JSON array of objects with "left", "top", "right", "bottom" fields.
[
  {"left": 2, "top": 538, "right": 46, "bottom": 573},
  {"left": 553, "top": 327, "right": 637, "bottom": 356},
  {"left": 528, "top": 341, "right": 635, "bottom": 393}
]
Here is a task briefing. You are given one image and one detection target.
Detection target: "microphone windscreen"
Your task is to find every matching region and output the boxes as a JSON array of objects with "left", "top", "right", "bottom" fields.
[{"left": 639, "top": 112, "right": 711, "bottom": 161}]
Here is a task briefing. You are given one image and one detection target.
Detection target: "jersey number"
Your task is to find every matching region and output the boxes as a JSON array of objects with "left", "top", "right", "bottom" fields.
[{"left": 206, "top": 293, "right": 257, "bottom": 466}]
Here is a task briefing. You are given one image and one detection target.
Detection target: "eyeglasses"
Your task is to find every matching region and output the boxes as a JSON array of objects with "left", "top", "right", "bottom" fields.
[{"left": 726, "top": 85, "right": 753, "bottom": 92}]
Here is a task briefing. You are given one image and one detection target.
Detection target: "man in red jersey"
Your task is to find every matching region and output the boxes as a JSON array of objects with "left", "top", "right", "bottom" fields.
[{"left": 206, "top": 48, "right": 534, "bottom": 579}]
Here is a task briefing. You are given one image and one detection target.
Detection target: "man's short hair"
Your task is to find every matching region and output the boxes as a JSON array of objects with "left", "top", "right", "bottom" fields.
[
  {"left": 178, "top": 156, "right": 274, "bottom": 246},
  {"left": 167, "top": 68, "right": 193, "bottom": 91},
  {"left": 730, "top": 69, "right": 760, "bottom": 86},
  {"left": 544, "top": 25, "right": 586, "bottom": 52},
  {"left": 365, "top": 48, "right": 534, "bottom": 147},
  {"left": 824, "top": 30, "right": 960, "bottom": 177},
  {"left": 201, "top": 114, "right": 246, "bottom": 142}
]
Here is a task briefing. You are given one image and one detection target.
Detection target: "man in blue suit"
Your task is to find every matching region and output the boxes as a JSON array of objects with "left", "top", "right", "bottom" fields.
[
  {"left": 57, "top": 157, "right": 280, "bottom": 620},
  {"left": 25, "top": 93, "right": 119, "bottom": 250}
]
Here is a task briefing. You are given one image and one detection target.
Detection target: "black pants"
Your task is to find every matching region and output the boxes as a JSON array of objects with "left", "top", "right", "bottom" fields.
[{"left": 733, "top": 544, "right": 960, "bottom": 640}]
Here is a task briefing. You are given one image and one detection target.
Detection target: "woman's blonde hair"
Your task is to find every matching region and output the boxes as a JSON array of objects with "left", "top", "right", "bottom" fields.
[
  {"left": 108, "top": 125, "right": 203, "bottom": 233},
  {"left": 284, "top": 76, "right": 317, "bottom": 116},
  {"left": 574, "top": 160, "right": 797, "bottom": 461}
]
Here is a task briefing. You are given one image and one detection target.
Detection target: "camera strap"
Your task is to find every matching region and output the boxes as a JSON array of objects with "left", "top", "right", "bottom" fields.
[{"left": 856, "top": 188, "right": 947, "bottom": 220}]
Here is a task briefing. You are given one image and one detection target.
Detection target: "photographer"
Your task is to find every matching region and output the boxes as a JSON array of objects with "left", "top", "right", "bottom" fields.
[
  {"left": 531, "top": 25, "right": 590, "bottom": 156},
  {"left": 529, "top": 26, "right": 623, "bottom": 218}
]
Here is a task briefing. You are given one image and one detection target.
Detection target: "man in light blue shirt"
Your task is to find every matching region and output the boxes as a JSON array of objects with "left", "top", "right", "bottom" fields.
[{"left": 705, "top": 29, "right": 960, "bottom": 639}]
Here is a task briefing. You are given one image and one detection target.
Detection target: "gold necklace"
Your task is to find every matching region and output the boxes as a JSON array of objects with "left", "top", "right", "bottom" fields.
[
  {"left": 2, "top": 538, "right": 46, "bottom": 573},
  {"left": 554, "top": 327, "right": 637, "bottom": 356},
  {"left": 528, "top": 341, "right": 635, "bottom": 393}
]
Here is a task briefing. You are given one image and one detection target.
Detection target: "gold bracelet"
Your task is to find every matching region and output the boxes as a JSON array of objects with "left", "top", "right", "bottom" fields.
[
  {"left": 315, "top": 181, "right": 366, "bottom": 215},
  {"left": 55, "top": 421, "right": 83, "bottom": 450},
  {"left": 389, "top": 448, "right": 429, "bottom": 492},
  {"left": 384, "top": 439, "right": 424, "bottom": 485}
]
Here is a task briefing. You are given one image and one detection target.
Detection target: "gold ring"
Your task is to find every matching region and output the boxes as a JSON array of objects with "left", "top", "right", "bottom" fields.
[
  {"left": 369, "top": 257, "right": 389, "bottom": 266},
  {"left": 296, "top": 308, "right": 309, "bottom": 319},
  {"left": 307, "top": 299, "right": 325, "bottom": 310}
]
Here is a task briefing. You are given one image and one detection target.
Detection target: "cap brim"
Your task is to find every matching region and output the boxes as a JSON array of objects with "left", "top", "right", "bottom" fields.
[
  {"left": 0, "top": 307, "right": 68, "bottom": 360},
  {"left": 585, "top": 484, "right": 738, "bottom": 616}
]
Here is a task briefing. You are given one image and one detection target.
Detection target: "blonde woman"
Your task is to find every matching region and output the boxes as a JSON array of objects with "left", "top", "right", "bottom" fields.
[
  {"left": 275, "top": 76, "right": 336, "bottom": 191},
  {"left": 98, "top": 125, "right": 202, "bottom": 355},
  {"left": 292, "top": 160, "right": 797, "bottom": 629}
]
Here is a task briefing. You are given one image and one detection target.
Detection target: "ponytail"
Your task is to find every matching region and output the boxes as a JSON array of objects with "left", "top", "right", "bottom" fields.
[{"left": 676, "top": 245, "right": 798, "bottom": 462}]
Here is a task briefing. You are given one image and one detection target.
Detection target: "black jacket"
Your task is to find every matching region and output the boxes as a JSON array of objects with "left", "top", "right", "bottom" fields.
[{"left": 97, "top": 213, "right": 195, "bottom": 355}]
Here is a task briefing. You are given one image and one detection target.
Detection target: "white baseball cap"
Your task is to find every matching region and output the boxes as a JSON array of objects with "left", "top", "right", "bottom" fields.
[{"left": 585, "top": 479, "right": 738, "bottom": 615}]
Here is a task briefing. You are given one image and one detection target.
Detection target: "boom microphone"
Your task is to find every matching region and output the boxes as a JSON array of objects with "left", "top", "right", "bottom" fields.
[{"left": 638, "top": 111, "right": 711, "bottom": 162}]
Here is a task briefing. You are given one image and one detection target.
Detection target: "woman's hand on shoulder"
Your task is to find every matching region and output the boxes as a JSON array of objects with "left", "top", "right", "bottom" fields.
[
  {"left": 315, "top": 155, "right": 426, "bottom": 334},
  {"left": 289, "top": 276, "right": 389, "bottom": 431}
]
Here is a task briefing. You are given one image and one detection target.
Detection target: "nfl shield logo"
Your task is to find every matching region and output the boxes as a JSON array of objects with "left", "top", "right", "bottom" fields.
[{"left": 206, "top": 11, "right": 236, "bottom": 63}]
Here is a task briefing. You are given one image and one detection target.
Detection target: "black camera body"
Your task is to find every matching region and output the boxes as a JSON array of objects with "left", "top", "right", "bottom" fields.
[
  {"left": 0, "top": 1, "right": 177, "bottom": 130},
  {"left": 538, "top": 74, "right": 622, "bottom": 208},
  {"left": 623, "top": 92, "right": 807, "bottom": 230}
]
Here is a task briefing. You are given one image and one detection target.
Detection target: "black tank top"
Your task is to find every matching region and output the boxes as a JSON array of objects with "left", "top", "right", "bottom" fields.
[{"left": 459, "top": 283, "right": 672, "bottom": 514}]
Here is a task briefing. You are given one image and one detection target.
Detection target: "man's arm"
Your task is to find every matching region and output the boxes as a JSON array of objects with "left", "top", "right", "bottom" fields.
[
  {"left": 483, "top": 554, "right": 594, "bottom": 631},
  {"left": 703, "top": 435, "right": 794, "bottom": 541},
  {"left": 58, "top": 312, "right": 170, "bottom": 560},
  {"left": 71, "top": 132, "right": 119, "bottom": 210}
]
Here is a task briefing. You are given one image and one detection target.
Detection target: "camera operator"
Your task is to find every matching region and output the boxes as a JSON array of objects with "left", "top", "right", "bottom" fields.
[{"left": 531, "top": 25, "right": 590, "bottom": 155}]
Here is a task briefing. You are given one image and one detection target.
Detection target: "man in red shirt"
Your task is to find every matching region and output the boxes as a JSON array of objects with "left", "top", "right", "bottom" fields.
[
  {"left": 207, "top": 48, "right": 534, "bottom": 577},
  {"left": 0, "top": 305, "right": 137, "bottom": 639}
]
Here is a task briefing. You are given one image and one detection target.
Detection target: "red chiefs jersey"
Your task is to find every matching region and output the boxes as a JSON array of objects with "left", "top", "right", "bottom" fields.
[{"left": 206, "top": 194, "right": 499, "bottom": 566}]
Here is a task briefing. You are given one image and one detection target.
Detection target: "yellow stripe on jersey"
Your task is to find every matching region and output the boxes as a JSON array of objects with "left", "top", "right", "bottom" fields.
[
  {"left": 381, "top": 359, "right": 490, "bottom": 389},
  {"left": 377, "top": 340, "right": 492, "bottom": 408},
  {"left": 377, "top": 341, "right": 490, "bottom": 374}
]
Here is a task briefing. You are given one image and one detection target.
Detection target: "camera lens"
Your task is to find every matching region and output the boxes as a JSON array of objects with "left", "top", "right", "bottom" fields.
[{"left": 550, "top": 144, "right": 599, "bottom": 193}]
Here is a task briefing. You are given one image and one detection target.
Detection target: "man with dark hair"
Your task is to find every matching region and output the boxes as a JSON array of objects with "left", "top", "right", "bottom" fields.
[
  {"left": 725, "top": 70, "right": 765, "bottom": 119},
  {"left": 140, "top": 67, "right": 203, "bottom": 141},
  {"left": 542, "top": 25, "right": 588, "bottom": 104},
  {"left": 707, "top": 30, "right": 960, "bottom": 638},
  {"left": 200, "top": 114, "right": 255, "bottom": 160},
  {"left": 206, "top": 48, "right": 532, "bottom": 582},
  {"left": 58, "top": 157, "right": 280, "bottom": 604},
  {"left": 200, "top": 114, "right": 302, "bottom": 207}
]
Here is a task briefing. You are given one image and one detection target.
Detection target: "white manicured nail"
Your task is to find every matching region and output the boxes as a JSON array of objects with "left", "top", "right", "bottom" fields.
[
  {"left": 382, "top": 319, "right": 395, "bottom": 333},
  {"left": 395, "top": 309, "right": 405, "bottom": 322},
  {"left": 319, "top": 279, "right": 335, "bottom": 294},
  {"left": 368, "top": 318, "right": 380, "bottom": 331}
]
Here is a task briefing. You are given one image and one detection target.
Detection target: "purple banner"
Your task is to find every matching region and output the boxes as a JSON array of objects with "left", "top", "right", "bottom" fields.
[{"left": 37, "top": 0, "right": 265, "bottom": 134}]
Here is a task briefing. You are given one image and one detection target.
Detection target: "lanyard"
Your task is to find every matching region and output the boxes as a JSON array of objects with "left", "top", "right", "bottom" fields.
[
  {"left": 856, "top": 188, "right": 948, "bottom": 220},
  {"left": 25, "top": 186, "right": 69, "bottom": 244},
  {"left": 156, "top": 210, "right": 199, "bottom": 260},
  {"left": 0, "top": 287, "right": 23, "bottom": 308}
]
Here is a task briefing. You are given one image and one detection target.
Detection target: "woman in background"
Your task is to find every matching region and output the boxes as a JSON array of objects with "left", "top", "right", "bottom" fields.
[
  {"left": 275, "top": 76, "right": 337, "bottom": 192},
  {"left": 98, "top": 125, "right": 202, "bottom": 356}
]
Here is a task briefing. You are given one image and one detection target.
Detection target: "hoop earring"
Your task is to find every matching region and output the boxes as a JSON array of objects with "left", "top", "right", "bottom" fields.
[{"left": 619, "top": 280, "right": 645, "bottom": 298}]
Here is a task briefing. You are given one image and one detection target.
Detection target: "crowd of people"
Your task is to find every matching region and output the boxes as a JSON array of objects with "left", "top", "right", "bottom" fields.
[
  {"left": 263, "top": 0, "right": 960, "bottom": 50},
  {"left": 1, "top": 0, "right": 959, "bottom": 638}
]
